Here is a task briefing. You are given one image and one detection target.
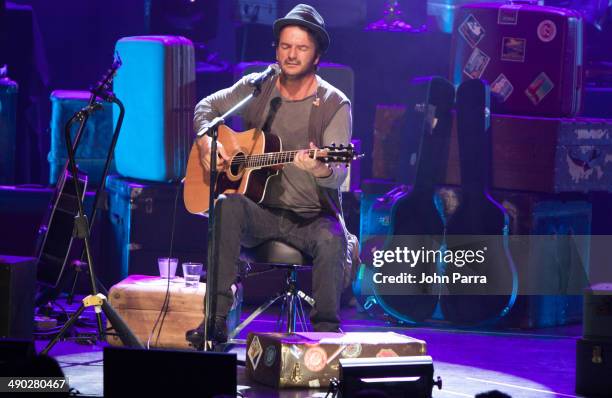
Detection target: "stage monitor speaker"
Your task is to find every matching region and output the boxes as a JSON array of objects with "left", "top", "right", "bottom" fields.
[
  {"left": 339, "top": 355, "right": 441, "bottom": 398},
  {"left": 0, "top": 339, "right": 35, "bottom": 362},
  {"left": 103, "top": 346, "right": 237, "bottom": 397},
  {"left": 0, "top": 338, "right": 36, "bottom": 375},
  {"left": 0, "top": 256, "right": 36, "bottom": 340},
  {"left": 576, "top": 338, "right": 612, "bottom": 396}
]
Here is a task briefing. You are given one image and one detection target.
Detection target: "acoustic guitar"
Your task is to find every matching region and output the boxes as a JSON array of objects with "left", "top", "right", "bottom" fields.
[{"left": 183, "top": 125, "right": 359, "bottom": 215}]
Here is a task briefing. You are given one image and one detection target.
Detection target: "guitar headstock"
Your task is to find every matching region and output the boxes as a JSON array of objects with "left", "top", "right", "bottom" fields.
[
  {"left": 91, "top": 52, "right": 122, "bottom": 100},
  {"left": 318, "top": 143, "right": 364, "bottom": 165}
]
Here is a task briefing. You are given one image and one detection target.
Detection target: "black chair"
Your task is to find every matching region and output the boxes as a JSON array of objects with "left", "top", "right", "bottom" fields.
[{"left": 228, "top": 240, "right": 315, "bottom": 343}]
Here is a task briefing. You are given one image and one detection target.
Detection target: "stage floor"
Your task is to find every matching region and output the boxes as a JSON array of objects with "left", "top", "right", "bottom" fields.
[{"left": 34, "top": 297, "right": 581, "bottom": 398}]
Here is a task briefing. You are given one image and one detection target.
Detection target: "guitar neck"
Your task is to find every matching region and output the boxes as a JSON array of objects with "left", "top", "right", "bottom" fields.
[{"left": 241, "top": 149, "right": 322, "bottom": 168}]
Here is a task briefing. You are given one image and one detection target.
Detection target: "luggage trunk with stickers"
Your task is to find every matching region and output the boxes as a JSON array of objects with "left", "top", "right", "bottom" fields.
[
  {"left": 444, "top": 114, "right": 612, "bottom": 193},
  {"left": 246, "top": 332, "right": 426, "bottom": 388},
  {"left": 450, "top": 2, "right": 583, "bottom": 117}
]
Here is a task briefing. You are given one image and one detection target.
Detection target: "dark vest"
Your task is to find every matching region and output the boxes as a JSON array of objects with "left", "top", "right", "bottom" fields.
[{"left": 242, "top": 75, "right": 350, "bottom": 220}]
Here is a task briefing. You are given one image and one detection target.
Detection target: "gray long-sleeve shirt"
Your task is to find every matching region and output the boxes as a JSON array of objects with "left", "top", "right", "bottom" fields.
[{"left": 194, "top": 75, "right": 352, "bottom": 215}]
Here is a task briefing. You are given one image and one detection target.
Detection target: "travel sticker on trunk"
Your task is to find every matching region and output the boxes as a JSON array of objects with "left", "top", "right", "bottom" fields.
[
  {"left": 248, "top": 336, "right": 263, "bottom": 370},
  {"left": 303, "top": 346, "right": 328, "bottom": 372},
  {"left": 464, "top": 48, "right": 491, "bottom": 79},
  {"left": 376, "top": 348, "right": 399, "bottom": 358},
  {"left": 459, "top": 14, "right": 486, "bottom": 48},
  {"left": 501, "top": 37, "right": 526, "bottom": 62},
  {"left": 498, "top": 5, "right": 520, "bottom": 25},
  {"left": 525, "top": 72, "right": 554, "bottom": 105},
  {"left": 537, "top": 20, "right": 557, "bottom": 42},
  {"left": 264, "top": 345, "right": 277, "bottom": 367},
  {"left": 491, "top": 73, "right": 514, "bottom": 102}
]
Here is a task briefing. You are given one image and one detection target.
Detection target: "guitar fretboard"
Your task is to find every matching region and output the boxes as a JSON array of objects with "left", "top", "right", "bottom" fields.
[{"left": 231, "top": 149, "right": 320, "bottom": 168}]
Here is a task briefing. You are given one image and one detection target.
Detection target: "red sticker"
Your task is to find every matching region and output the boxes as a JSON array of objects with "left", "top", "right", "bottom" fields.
[
  {"left": 304, "top": 347, "right": 328, "bottom": 372},
  {"left": 376, "top": 348, "right": 399, "bottom": 358}
]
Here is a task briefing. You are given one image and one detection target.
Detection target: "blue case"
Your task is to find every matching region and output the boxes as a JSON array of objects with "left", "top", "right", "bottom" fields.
[
  {"left": 113, "top": 36, "right": 195, "bottom": 182},
  {"left": 48, "top": 90, "right": 115, "bottom": 186},
  {"left": 0, "top": 77, "right": 18, "bottom": 184},
  {"left": 105, "top": 174, "right": 207, "bottom": 279}
]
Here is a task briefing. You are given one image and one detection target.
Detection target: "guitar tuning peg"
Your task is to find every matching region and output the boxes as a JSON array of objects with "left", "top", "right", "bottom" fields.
[
  {"left": 339, "top": 144, "right": 344, "bottom": 149},
  {"left": 331, "top": 142, "right": 336, "bottom": 147}
]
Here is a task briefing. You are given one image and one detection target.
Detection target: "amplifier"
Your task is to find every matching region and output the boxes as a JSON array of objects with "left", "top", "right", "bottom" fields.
[{"left": 0, "top": 255, "right": 36, "bottom": 339}]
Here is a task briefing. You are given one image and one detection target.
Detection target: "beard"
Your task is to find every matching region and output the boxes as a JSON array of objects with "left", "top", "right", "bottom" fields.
[{"left": 280, "top": 59, "right": 317, "bottom": 80}]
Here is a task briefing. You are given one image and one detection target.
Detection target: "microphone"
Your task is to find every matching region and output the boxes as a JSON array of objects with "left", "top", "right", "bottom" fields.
[{"left": 248, "top": 64, "right": 281, "bottom": 86}]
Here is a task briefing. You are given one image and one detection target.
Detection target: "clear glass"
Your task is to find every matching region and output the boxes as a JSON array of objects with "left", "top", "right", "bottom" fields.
[{"left": 182, "top": 262, "right": 203, "bottom": 288}]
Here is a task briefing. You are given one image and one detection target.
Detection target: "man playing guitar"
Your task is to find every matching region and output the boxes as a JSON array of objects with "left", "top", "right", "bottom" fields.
[{"left": 186, "top": 4, "right": 352, "bottom": 346}]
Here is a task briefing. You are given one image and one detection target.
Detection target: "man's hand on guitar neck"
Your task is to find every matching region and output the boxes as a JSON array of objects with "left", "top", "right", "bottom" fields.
[
  {"left": 196, "top": 136, "right": 230, "bottom": 173},
  {"left": 294, "top": 142, "right": 332, "bottom": 178}
]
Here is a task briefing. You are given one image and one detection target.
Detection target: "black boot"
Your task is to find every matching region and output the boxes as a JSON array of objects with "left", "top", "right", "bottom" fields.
[{"left": 186, "top": 316, "right": 228, "bottom": 348}]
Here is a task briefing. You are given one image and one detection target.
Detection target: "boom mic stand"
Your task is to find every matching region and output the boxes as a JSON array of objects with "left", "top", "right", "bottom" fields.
[
  {"left": 198, "top": 64, "right": 279, "bottom": 351},
  {"left": 35, "top": 59, "right": 119, "bottom": 312},
  {"left": 41, "top": 57, "right": 142, "bottom": 354}
]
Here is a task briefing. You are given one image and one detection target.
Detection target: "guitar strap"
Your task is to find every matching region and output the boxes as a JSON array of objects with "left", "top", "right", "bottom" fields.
[
  {"left": 243, "top": 76, "right": 277, "bottom": 130},
  {"left": 260, "top": 97, "right": 282, "bottom": 133}
]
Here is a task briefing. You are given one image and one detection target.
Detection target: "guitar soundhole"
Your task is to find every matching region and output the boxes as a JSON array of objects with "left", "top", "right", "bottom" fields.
[{"left": 229, "top": 151, "right": 246, "bottom": 177}]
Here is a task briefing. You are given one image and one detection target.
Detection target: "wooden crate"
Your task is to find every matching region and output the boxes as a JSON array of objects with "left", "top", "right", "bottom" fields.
[{"left": 107, "top": 275, "right": 205, "bottom": 349}]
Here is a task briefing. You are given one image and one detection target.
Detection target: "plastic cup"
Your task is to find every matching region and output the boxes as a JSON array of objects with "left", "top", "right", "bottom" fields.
[
  {"left": 182, "top": 262, "right": 203, "bottom": 288},
  {"left": 158, "top": 257, "right": 178, "bottom": 279}
]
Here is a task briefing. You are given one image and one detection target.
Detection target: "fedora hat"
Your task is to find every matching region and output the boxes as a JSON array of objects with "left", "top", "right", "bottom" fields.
[{"left": 273, "top": 4, "right": 330, "bottom": 53}]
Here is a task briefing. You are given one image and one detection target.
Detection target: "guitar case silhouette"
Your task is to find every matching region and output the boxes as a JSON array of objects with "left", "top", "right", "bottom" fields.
[
  {"left": 440, "top": 79, "right": 517, "bottom": 325},
  {"left": 361, "top": 76, "right": 455, "bottom": 323}
]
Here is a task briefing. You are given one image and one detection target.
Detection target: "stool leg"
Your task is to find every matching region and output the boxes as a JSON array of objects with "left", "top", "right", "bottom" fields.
[
  {"left": 287, "top": 268, "right": 298, "bottom": 333},
  {"left": 287, "top": 293, "right": 296, "bottom": 333},
  {"left": 277, "top": 295, "right": 285, "bottom": 331},
  {"left": 297, "top": 294, "right": 309, "bottom": 332},
  {"left": 228, "top": 292, "right": 285, "bottom": 340}
]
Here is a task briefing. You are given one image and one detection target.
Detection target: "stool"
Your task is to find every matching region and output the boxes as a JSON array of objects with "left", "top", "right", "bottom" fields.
[{"left": 229, "top": 241, "right": 314, "bottom": 342}]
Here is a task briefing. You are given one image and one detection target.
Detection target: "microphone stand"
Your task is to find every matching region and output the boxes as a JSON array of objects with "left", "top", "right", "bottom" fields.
[
  {"left": 42, "top": 58, "right": 143, "bottom": 354},
  {"left": 36, "top": 58, "right": 122, "bottom": 312},
  {"left": 200, "top": 79, "right": 269, "bottom": 351}
]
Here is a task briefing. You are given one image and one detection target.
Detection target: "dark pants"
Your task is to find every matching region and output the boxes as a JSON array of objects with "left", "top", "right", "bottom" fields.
[{"left": 210, "top": 194, "right": 346, "bottom": 332}]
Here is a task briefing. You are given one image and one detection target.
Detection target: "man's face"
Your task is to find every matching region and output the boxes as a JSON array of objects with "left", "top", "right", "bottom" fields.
[{"left": 276, "top": 25, "right": 320, "bottom": 80}]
